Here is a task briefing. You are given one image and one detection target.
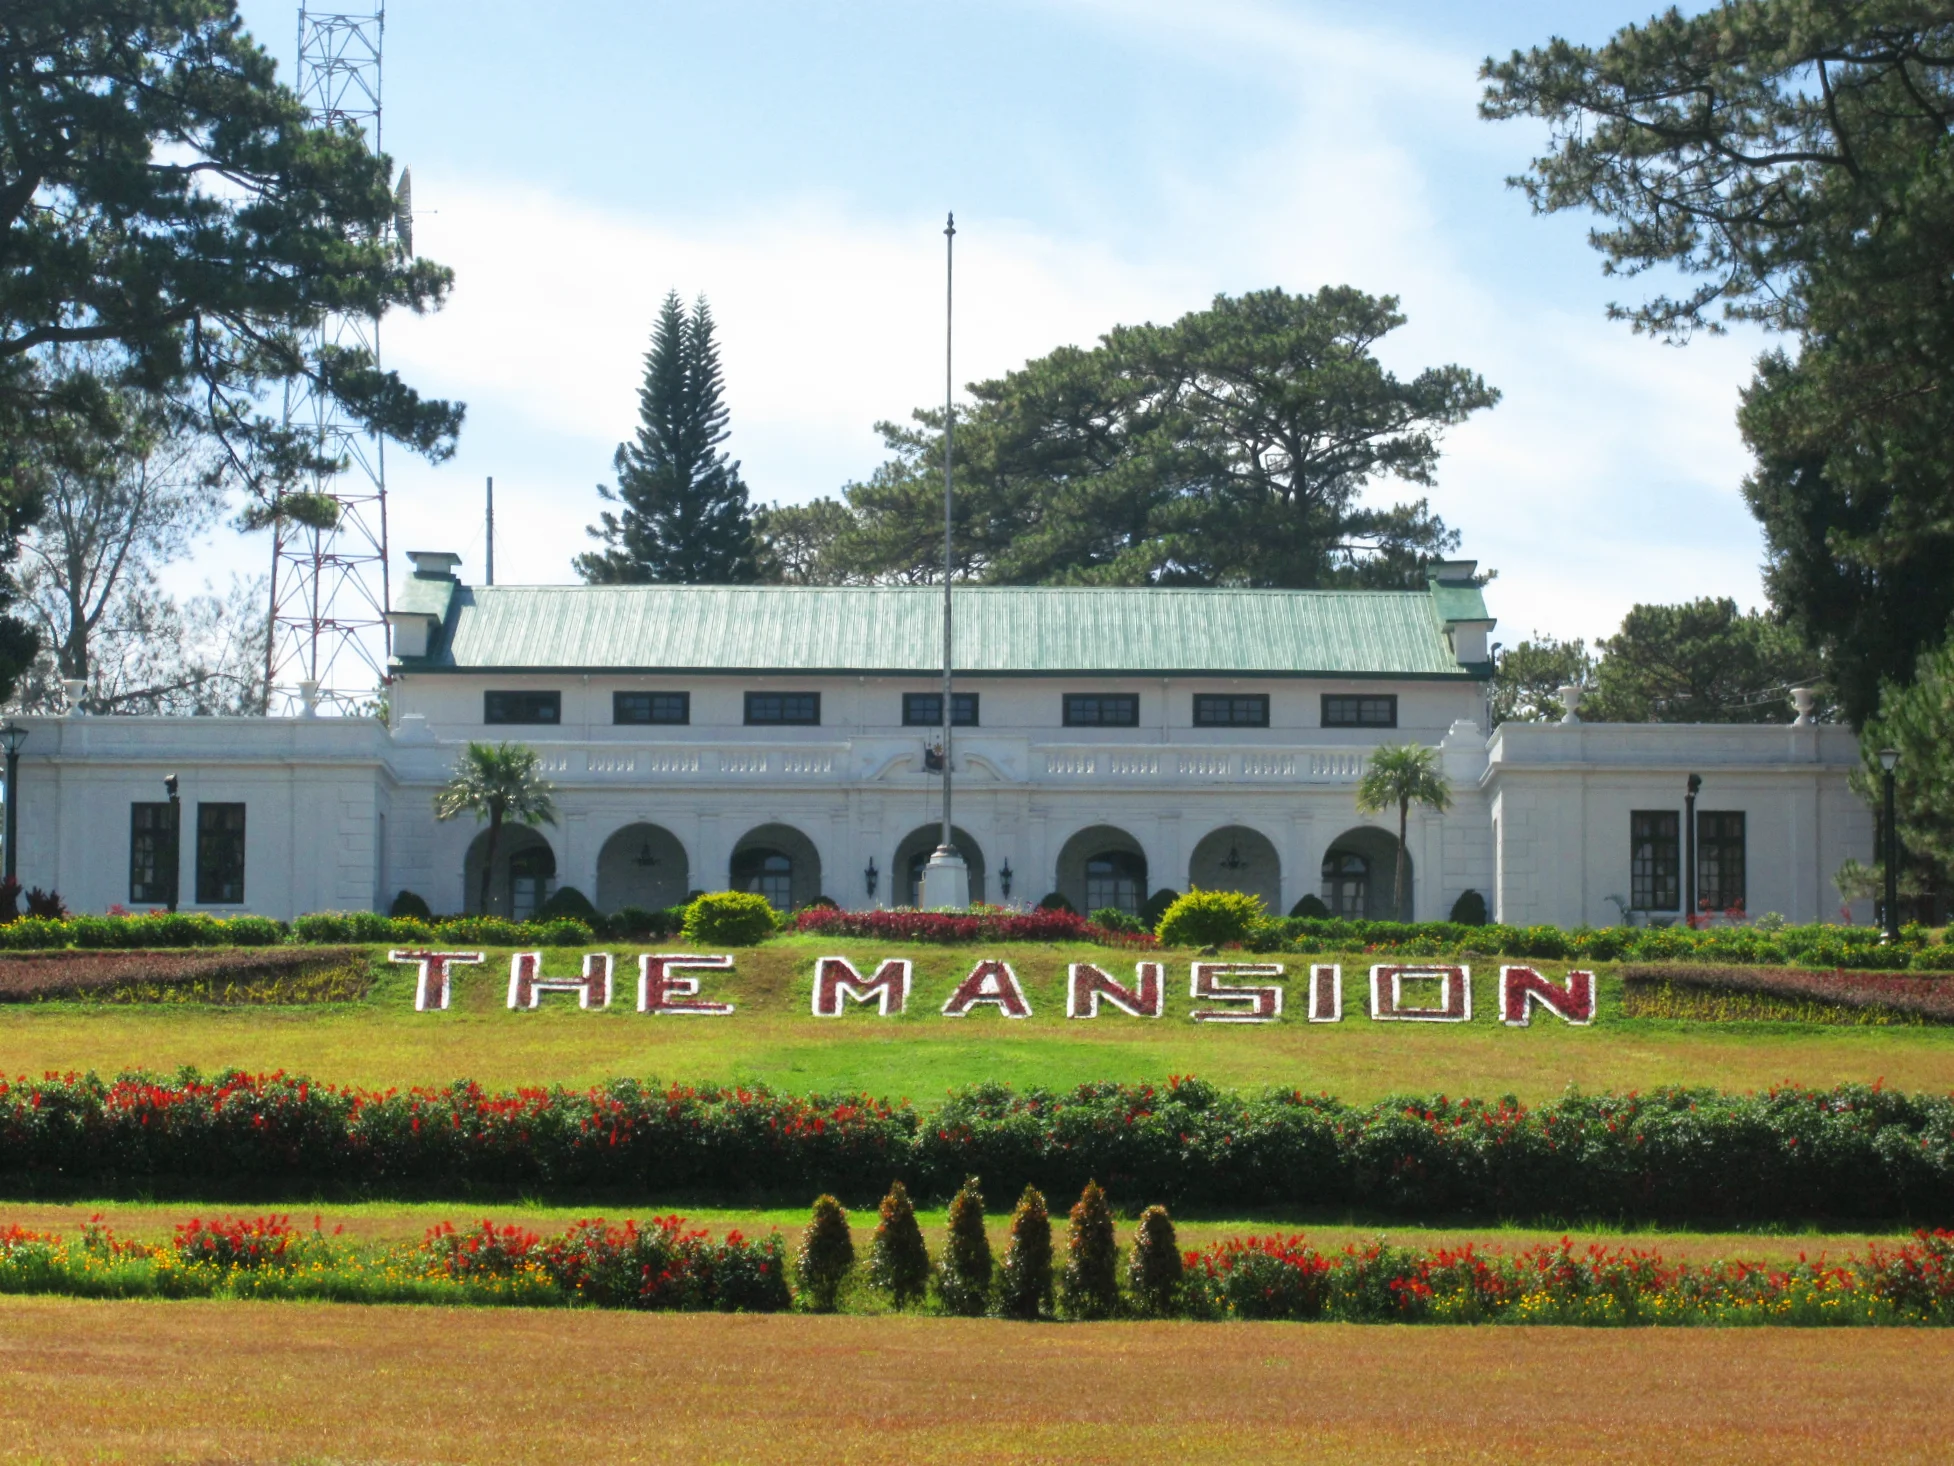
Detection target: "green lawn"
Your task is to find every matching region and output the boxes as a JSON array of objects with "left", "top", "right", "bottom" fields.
[{"left": 2, "top": 936, "right": 1951, "bottom": 1100}]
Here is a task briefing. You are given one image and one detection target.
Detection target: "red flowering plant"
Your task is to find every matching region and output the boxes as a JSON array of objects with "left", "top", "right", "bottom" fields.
[
  {"left": 1182, "top": 1234, "right": 1334, "bottom": 1321},
  {"left": 1859, "top": 1230, "right": 1954, "bottom": 1318},
  {"left": 172, "top": 1214, "right": 298, "bottom": 1269},
  {"left": 539, "top": 1215, "right": 791, "bottom": 1312},
  {"left": 422, "top": 1220, "right": 545, "bottom": 1280}
]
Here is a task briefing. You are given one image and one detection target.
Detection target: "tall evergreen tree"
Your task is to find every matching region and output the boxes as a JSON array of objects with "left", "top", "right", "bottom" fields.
[{"left": 577, "top": 292, "right": 758, "bottom": 584}]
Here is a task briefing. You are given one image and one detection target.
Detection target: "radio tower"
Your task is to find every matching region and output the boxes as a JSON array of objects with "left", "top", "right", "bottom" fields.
[{"left": 266, "top": 2, "right": 399, "bottom": 714}]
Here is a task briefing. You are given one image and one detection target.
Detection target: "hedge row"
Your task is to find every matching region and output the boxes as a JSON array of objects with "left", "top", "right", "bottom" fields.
[
  {"left": 0, "top": 912, "right": 599, "bottom": 950},
  {"left": 1263, "top": 916, "right": 1954, "bottom": 969},
  {"left": 1620, "top": 965, "right": 1954, "bottom": 1025},
  {"left": 4, "top": 1074, "right": 1951, "bottom": 1223}
]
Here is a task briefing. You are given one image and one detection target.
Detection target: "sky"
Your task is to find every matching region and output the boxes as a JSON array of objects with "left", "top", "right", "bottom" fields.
[{"left": 215, "top": 0, "right": 1768, "bottom": 652}]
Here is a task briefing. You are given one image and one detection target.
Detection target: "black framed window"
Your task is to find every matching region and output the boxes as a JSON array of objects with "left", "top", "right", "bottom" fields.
[
  {"left": 195, "top": 803, "right": 246, "bottom": 905},
  {"left": 744, "top": 692, "right": 820, "bottom": 726},
  {"left": 1630, "top": 810, "right": 1680, "bottom": 911},
  {"left": 1063, "top": 694, "right": 1139, "bottom": 727},
  {"left": 484, "top": 690, "right": 560, "bottom": 725},
  {"left": 1194, "top": 694, "right": 1269, "bottom": 728},
  {"left": 614, "top": 691, "right": 690, "bottom": 725},
  {"left": 130, "top": 803, "right": 176, "bottom": 905},
  {"left": 903, "top": 692, "right": 978, "bottom": 727},
  {"left": 1322, "top": 694, "right": 1397, "bottom": 729},
  {"left": 1697, "top": 811, "right": 1747, "bottom": 914}
]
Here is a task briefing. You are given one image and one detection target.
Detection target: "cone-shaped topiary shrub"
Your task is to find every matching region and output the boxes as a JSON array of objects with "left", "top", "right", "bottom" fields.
[
  {"left": 1126, "top": 1205, "right": 1183, "bottom": 1317},
  {"left": 866, "top": 1180, "right": 931, "bottom": 1309},
  {"left": 996, "top": 1185, "right": 1053, "bottom": 1321},
  {"left": 936, "top": 1176, "right": 993, "bottom": 1317},
  {"left": 795, "top": 1194, "right": 855, "bottom": 1312},
  {"left": 1059, "top": 1179, "right": 1120, "bottom": 1319}
]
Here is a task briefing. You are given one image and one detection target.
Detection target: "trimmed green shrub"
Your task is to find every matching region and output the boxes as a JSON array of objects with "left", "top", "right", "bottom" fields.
[
  {"left": 1449, "top": 889, "right": 1489, "bottom": 926},
  {"left": 1090, "top": 907, "right": 1144, "bottom": 934},
  {"left": 1142, "top": 888, "right": 1181, "bottom": 928},
  {"left": 997, "top": 1185, "right": 1053, "bottom": 1321},
  {"left": 537, "top": 886, "right": 599, "bottom": 924},
  {"left": 936, "top": 1177, "right": 993, "bottom": 1316},
  {"left": 1126, "top": 1205, "right": 1182, "bottom": 1317},
  {"left": 1037, "top": 891, "right": 1076, "bottom": 914},
  {"left": 389, "top": 890, "right": 433, "bottom": 920},
  {"left": 1058, "top": 1179, "right": 1119, "bottom": 1320},
  {"left": 682, "top": 892, "right": 778, "bottom": 946},
  {"left": 1289, "top": 893, "right": 1330, "bottom": 919},
  {"left": 1156, "top": 888, "right": 1267, "bottom": 947},
  {"left": 1911, "top": 946, "right": 1954, "bottom": 971},
  {"left": 865, "top": 1180, "right": 931, "bottom": 1309},
  {"left": 795, "top": 1195, "right": 854, "bottom": 1312}
]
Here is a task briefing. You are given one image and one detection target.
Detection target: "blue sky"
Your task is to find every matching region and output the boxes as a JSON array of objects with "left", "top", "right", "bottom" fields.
[{"left": 219, "top": 0, "right": 1765, "bottom": 646}]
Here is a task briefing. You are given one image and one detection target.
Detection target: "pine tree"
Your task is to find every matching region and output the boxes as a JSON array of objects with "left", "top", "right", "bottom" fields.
[
  {"left": 794, "top": 1194, "right": 854, "bottom": 1312},
  {"left": 935, "top": 1176, "right": 993, "bottom": 1317},
  {"left": 866, "top": 1180, "right": 931, "bottom": 1309},
  {"left": 1058, "top": 1179, "right": 1119, "bottom": 1320},
  {"left": 576, "top": 291, "right": 759, "bottom": 584},
  {"left": 1126, "top": 1205, "right": 1182, "bottom": 1317},
  {"left": 996, "top": 1185, "right": 1053, "bottom": 1321}
]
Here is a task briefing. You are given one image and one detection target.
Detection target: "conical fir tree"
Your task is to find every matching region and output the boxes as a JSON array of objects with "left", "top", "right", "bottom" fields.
[
  {"left": 577, "top": 291, "right": 759, "bottom": 584},
  {"left": 866, "top": 1180, "right": 932, "bottom": 1309}
]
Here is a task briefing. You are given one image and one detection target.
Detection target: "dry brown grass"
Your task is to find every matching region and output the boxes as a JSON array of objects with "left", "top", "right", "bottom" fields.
[{"left": 0, "top": 1295, "right": 1948, "bottom": 1465}]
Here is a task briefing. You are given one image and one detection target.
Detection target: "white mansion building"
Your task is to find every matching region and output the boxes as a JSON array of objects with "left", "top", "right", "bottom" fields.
[{"left": 15, "top": 555, "right": 1874, "bottom": 928}]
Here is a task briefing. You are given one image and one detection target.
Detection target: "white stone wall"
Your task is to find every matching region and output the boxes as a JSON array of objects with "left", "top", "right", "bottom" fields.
[{"left": 7, "top": 699, "right": 1876, "bottom": 929}]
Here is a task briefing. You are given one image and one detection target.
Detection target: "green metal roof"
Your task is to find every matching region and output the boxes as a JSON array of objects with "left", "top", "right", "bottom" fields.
[{"left": 396, "top": 581, "right": 1491, "bottom": 679}]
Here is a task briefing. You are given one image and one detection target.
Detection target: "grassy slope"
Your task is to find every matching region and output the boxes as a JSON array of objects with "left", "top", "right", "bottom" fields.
[
  {"left": 2, "top": 935, "right": 1951, "bottom": 1100},
  {"left": 4, "top": 1296, "right": 1951, "bottom": 1466}
]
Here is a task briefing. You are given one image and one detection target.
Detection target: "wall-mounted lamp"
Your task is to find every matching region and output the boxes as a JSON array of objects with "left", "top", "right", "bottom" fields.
[
  {"left": 1220, "top": 844, "right": 1246, "bottom": 873},
  {"left": 864, "top": 856, "right": 879, "bottom": 900},
  {"left": 998, "top": 859, "right": 1013, "bottom": 901},
  {"left": 163, "top": 772, "right": 181, "bottom": 915},
  {"left": 632, "top": 841, "right": 659, "bottom": 868}
]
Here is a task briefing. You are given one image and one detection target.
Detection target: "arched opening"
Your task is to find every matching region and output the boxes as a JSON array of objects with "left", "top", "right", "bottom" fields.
[
  {"left": 596, "top": 822, "right": 691, "bottom": 913},
  {"left": 729, "top": 823, "right": 824, "bottom": 912},
  {"left": 891, "top": 824, "right": 986, "bottom": 907},
  {"left": 1187, "top": 825, "right": 1281, "bottom": 911},
  {"left": 1320, "top": 825, "right": 1411, "bottom": 921},
  {"left": 1056, "top": 825, "right": 1148, "bottom": 918},
  {"left": 462, "top": 825, "right": 557, "bottom": 919}
]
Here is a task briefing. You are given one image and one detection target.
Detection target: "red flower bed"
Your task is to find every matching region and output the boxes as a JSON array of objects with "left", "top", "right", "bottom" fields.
[
  {"left": 792, "top": 906, "right": 1152, "bottom": 946},
  {"left": 1621, "top": 964, "right": 1954, "bottom": 1023},
  {"left": 0, "top": 947, "right": 368, "bottom": 1002}
]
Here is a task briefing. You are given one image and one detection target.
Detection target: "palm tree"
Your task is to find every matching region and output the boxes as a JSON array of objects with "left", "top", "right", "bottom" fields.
[
  {"left": 434, "top": 742, "right": 558, "bottom": 914},
  {"left": 1354, "top": 743, "right": 1452, "bottom": 919}
]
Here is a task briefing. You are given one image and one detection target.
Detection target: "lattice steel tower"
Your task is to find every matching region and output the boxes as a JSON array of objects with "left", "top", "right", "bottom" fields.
[{"left": 266, "top": 2, "right": 395, "bottom": 714}]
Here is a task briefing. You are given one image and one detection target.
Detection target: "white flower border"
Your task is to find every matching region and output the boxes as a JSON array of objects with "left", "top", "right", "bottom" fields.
[
  {"left": 1308, "top": 964, "right": 1343, "bottom": 1023},
  {"left": 636, "top": 953, "right": 736, "bottom": 1015},
  {"left": 1368, "top": 965, "right": 1471, "bottom": 1022},
  {"left": 941, "top": 959, "right": 1033, "bottom": 1018},
  {"left": 1189, "top": 962, "right": 1285, "bottom": 1024},
  {"left": 506, "top": 951, "right": 613, "bottom": 1010},
  {"left": 811, "top": 956, "right": 912, "bottom": 1016},
  {"left": 1066, "top": 962, "right": 1166, "bottom": 1019},
  {"left": 389, "top": 950, "right": 485, "bottom": 1012},
  {"left": 1498, "top": 965, "right": 1596, "bottom": 1026}
]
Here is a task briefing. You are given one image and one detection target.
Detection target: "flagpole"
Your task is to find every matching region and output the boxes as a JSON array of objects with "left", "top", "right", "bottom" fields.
[
  {"left": 940, "top": 211, "right": 955, "bottom": 861},
  {"left": 920, "top": 212, "right": 969, "bottom": 910}
]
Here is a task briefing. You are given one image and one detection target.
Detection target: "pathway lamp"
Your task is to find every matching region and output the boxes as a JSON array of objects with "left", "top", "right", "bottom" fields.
[
  {"left": 1684, "top": 773, "right": 1701, "bottom": 926},
  {"left": 164, "top": 773, "right": 181, "bottom": 914},
  {"left": 1878, "top": 747, "right": 1901, "bottom": 942},
  {"left": 0, "top": 721, "right": 26, "bottom": 884}
]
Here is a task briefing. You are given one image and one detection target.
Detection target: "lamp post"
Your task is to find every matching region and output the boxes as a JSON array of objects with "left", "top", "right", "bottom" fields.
[
  {"left": 1684, "top": 773, "right": 1701, "bottom": 926},
  {"left": 1878, "top": 747, "right": 1900, "bottom": 942},
  {"left": 863, "top": 857, "right": 878, "bottom": 903},
  {"left": 164, "top": 773, "right": 181, "bottom": 914},
  {"left": 0, "top": 721, "right": 26, "bottom": 884}
]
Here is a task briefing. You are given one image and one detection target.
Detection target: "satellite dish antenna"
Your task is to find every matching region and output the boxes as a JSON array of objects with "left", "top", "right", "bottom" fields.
[{"left": 393, "top": 166, "right": 414, "bottom": 258}]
